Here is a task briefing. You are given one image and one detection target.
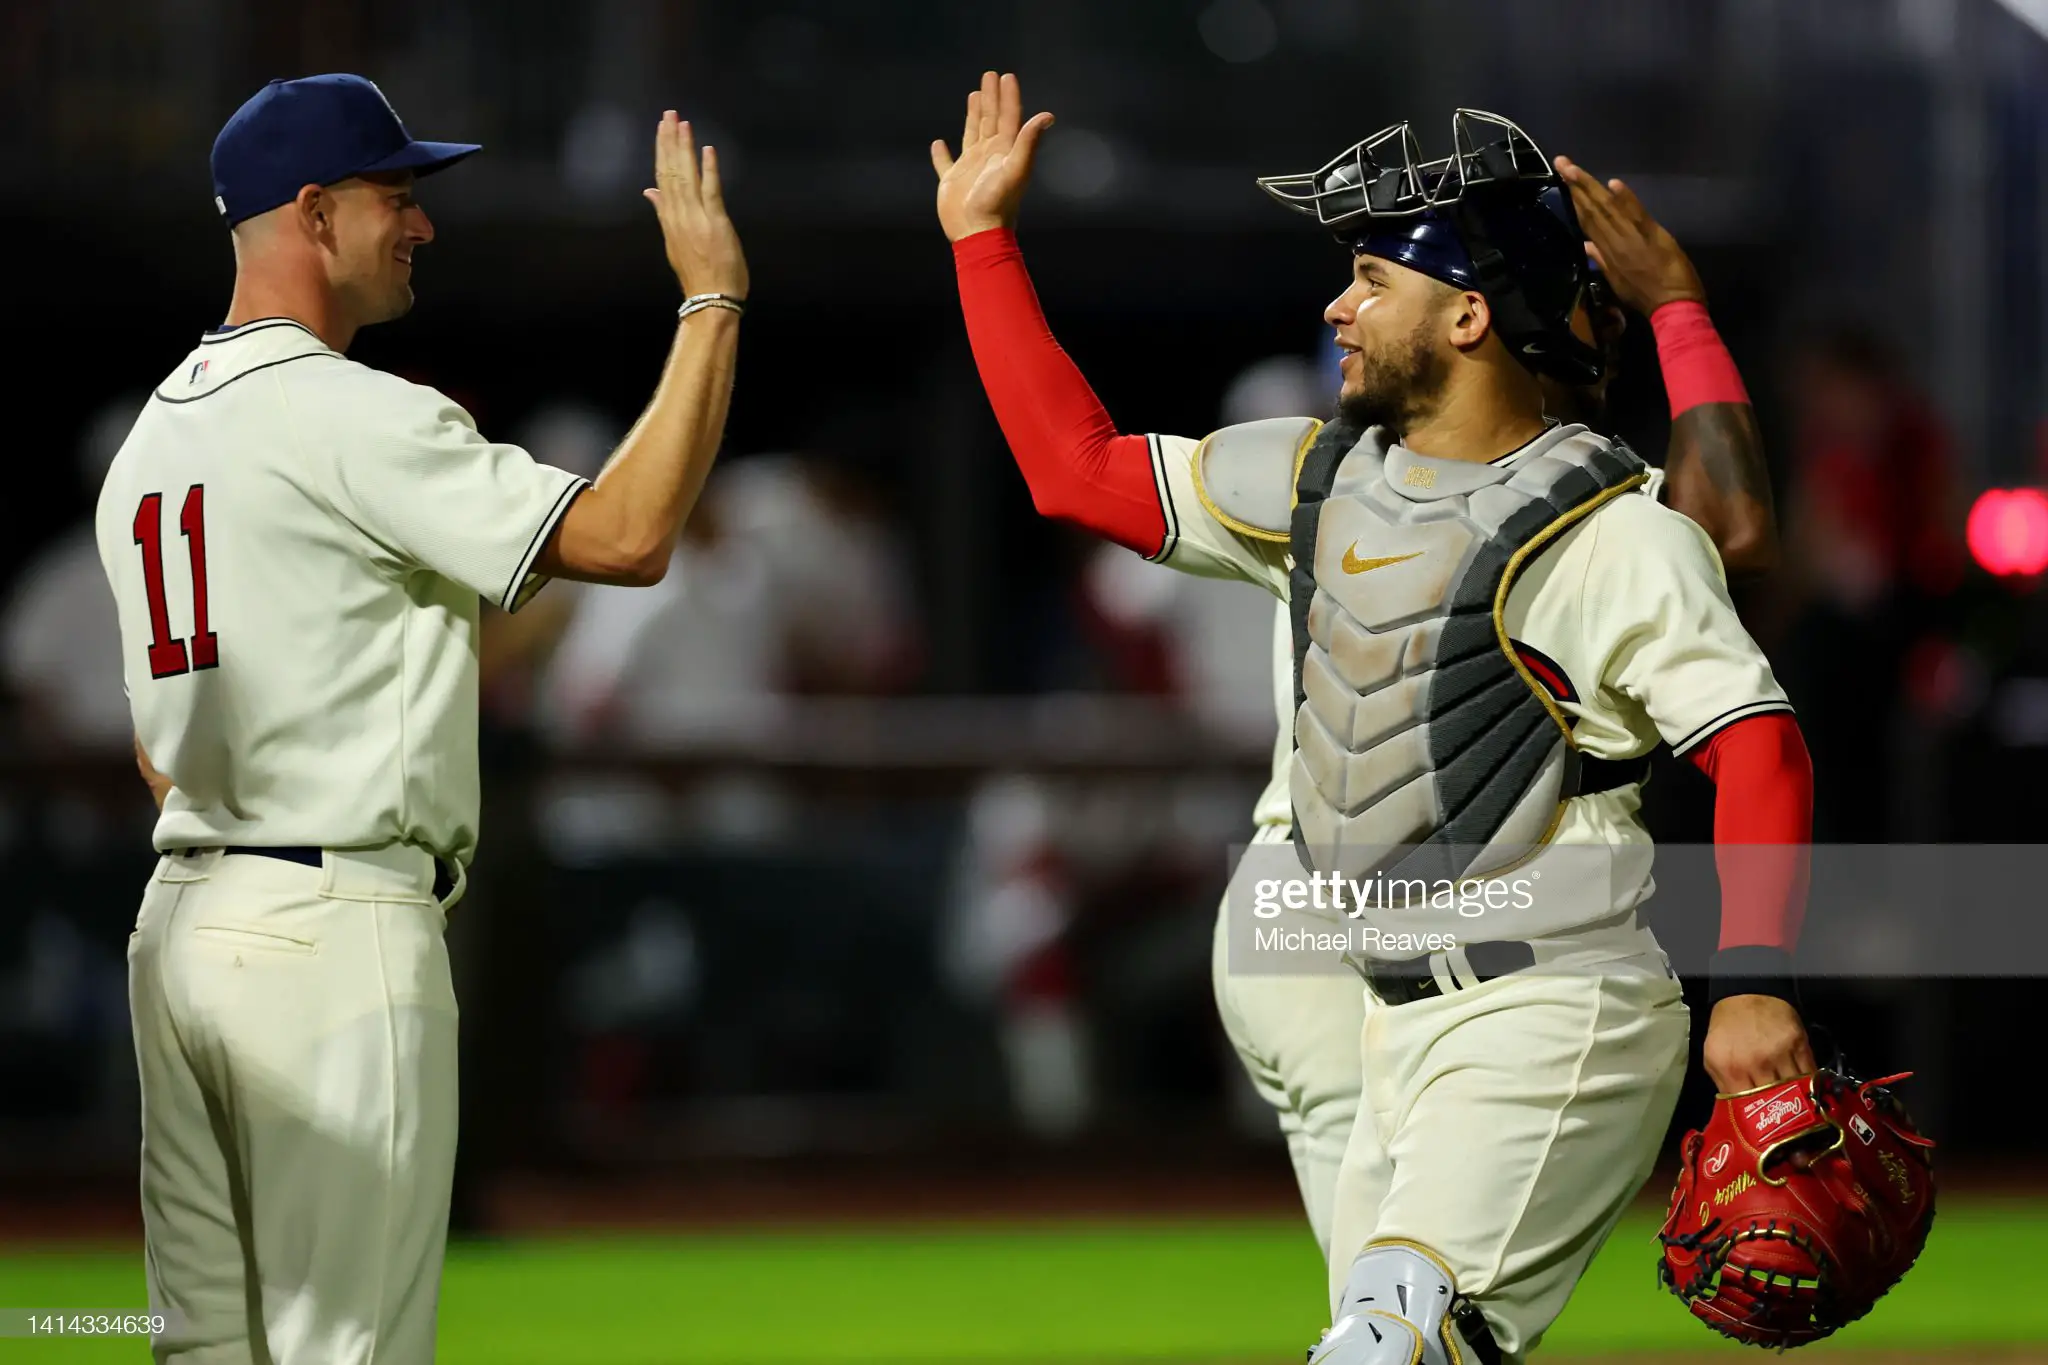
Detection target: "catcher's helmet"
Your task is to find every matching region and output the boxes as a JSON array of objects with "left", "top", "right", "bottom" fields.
[{"left": 1257, "top": 109, "right": 1602, "bottom": 386}]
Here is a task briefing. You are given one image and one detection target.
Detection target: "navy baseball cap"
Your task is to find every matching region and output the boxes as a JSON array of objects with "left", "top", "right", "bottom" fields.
[{"left": 210, "top": 73, "right": 481, "bottom": 226}]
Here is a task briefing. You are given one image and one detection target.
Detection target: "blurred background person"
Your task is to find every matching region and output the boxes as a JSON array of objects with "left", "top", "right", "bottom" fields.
[
  {"left": 720, "top": 453, "right": 923, "bottom": 697},
  {"left": 945, "top": 355, "right": 1318, "bottom": 1140},
  {"left": 477, "top": 401, "right": 624, "bottom": 727},
  {"left": 454, "top": 398, "right": 623, "bottom": 1230},
  {"left": 1764, "top": 328, "right": 1966, "bottom": 841},
  {"left": 0, "top": 395, "right": 151, "bottom": 1154},
  {"left": 538, "top": 451, "right": 916, "bottom": 751},
  {"left": 2, "top": 395, "right": 146, "bottom": 754},
  {"left": 527, "top": 445, "right": 925, "bottom": 1130}
]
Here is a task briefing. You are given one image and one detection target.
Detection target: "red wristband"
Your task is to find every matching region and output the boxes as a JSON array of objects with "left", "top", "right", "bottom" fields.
[{"left": 1651, "top": 300, "right": 1750, "bottom": 417}]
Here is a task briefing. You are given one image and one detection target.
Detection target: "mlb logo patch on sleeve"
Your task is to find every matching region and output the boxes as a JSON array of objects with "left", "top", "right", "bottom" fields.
[{"left": 190, "top": 360, "right": 211, "bottom": 385}]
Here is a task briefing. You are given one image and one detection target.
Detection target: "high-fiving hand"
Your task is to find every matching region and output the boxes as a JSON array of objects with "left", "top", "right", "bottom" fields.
[
  {"left": 931, "top": 71, "right": 1056, "bottom": 243},
  {"left": 1554, "top": 155, "right": 1703, "bottom": 316},
  {"left": 643, "top": 110, "right": 748, "bottom": 301}
]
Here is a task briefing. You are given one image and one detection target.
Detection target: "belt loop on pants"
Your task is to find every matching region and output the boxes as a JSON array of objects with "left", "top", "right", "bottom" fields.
[
  {"left": 1360, "top": 940, "right": 1540, "bottom": 1006},
  {"left": 1357, "top": 915, "right": 1668, "bottom": 1006},
  {"left": 186, "top": 845, "right": 460, "bottom": 909},
  {"left": 319, "top": 845, "right": 462, "bottom": 910}
]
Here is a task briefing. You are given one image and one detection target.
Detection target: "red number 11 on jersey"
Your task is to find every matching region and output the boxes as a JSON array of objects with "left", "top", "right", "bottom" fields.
[{"left": 133, "top": 485, "right": 219, "bottom": 679}]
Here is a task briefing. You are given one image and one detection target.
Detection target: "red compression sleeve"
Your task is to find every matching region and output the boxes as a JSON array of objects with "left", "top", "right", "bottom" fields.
[
  {"left": 1651, "top": 300, "right": 1751, "bottom": 417},
  {"left": 953, "top": 229, "right": 1166, "bottom": 556},
  {"left": 1687, "top": 711, "right": 1814, "bottom": 951}
]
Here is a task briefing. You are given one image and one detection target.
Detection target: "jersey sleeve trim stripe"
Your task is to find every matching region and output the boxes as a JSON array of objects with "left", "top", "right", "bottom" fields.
[
  {"left": 1670, "top": 699, "right": 1797, "bottom": 756},
  {"left": 500, "top": 476, "right": 590, "bottom": 613},
  {"left": 1143, "top": 433, "right": 1179, "bottom": 563},
  {"left": 152, "top": 352, "right": 342, "bottom": 404},
  {"left": 198, "top": 319, "right": 322, "bottom": 346}
]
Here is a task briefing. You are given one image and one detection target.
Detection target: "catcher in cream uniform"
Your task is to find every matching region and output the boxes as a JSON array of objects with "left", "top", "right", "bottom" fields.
[
  {"left": 1197, "top": 146, "right": 1784, "bottom": 1263},
  {"left": 938, "top": 77, "right": 1815, "bottom": 1362},
  {"left": 103, "top": 76, "right": 745, "bottom": 1363}
]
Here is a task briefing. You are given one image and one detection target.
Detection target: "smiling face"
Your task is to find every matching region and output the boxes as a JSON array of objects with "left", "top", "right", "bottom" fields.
[
  {"left": 1325, "top": 252, "right": 1463, "bottom": 433},
  {"left": 323, "top": 170, "right": 434, "bottom": 326}
]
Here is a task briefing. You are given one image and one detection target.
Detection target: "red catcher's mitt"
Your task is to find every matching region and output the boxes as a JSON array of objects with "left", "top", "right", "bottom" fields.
[{"left": 1658, "top": 1069, "right": 1936, "bottom": 1348}]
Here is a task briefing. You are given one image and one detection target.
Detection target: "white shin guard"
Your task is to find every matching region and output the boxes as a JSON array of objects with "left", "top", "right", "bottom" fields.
[{"left": 1309, "top": 1242, "right": 1495, "bottom": 1365}]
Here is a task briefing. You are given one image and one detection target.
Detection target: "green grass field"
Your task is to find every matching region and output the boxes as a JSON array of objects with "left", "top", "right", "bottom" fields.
[{"left": 3, "top": 1200, "right": 2044, "bottom": 1362}]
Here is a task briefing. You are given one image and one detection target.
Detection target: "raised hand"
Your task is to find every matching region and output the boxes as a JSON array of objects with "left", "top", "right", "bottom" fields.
[
  {"left": 643, "top": 110, "right": 748, "bottom": 300},
  {"left": 1554, "top": 155, "right": 1703, "bottom": 316},
  {"left": 930, "top": 71, "right": 1055, "bottom": 243}
]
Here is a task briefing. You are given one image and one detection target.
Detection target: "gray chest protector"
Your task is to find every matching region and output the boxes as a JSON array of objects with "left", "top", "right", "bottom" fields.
[{"left": 1285, "top": 421, "right": 1648, "bottom": 886}]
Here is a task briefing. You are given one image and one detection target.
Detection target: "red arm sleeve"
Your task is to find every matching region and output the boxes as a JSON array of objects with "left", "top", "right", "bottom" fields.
[
  {"left": 1650, "top": 300, "right": 1751, "bottom": 416},
  {"left": 1687, "top": 711, "right": 1814, "bottom": 951},
  {"left": 952, "top": 229, "right": 1168, "bottom": 556}
]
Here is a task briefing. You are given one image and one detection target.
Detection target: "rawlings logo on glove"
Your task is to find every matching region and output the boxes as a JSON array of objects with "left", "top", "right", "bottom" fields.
[{"left": 1659, "top": 1068, "right": 1935, "bottom": 1348}]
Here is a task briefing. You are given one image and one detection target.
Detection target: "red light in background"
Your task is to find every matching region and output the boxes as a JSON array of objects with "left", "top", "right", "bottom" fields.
[{"left": 1967, "top": 489, "right": 2048, "bottom": 576}]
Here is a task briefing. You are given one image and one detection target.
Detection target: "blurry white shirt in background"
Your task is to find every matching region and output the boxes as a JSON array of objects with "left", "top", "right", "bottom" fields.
[
  {"left": 549, "top": 533, "right": 783, "bottom": 746},
  {"left": 3, "top": 527, "right": 130, "bottom": 748},
  {"left": 535, "top": 453, "right": 915, "bottom": 748},
  {"left": 1075, "top": 353, "right": 1328, "bottom": 747},
  {"left": 531, "top": 452, "right": 919, "bottom": 852},
  {"left": 1083, "top": 548, "right": 1278, "bottom": 745},
  {"left": 3, "top": 396, "right": 147, "bottom": 750},
  {"left": 715, "top": 455, "right": 917, "bottom": 690}
]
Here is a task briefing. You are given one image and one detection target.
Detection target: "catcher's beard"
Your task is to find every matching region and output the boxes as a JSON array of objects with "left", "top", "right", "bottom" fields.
[{"left": 1337, "top": 313, "right": 1451, "bottom": 435}]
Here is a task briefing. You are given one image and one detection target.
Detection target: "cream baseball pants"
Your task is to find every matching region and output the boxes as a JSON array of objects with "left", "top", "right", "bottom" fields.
[
  {"left": 127, "top": 847, "right": 463, "bottom": 1364},
  {"left": 1211, "top": 831, "right": 1366, "bottom": 1258},
  {"left": 1325, "top": 942, "right": 1688, "bottom": 1360},
  {"left": 1213, "top": 830, "right": 1690, "bottom": 1360}
]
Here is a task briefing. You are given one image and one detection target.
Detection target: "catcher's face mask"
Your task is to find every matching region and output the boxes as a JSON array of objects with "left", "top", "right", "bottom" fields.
[{"left": 1259, "top": 109, "right": 1604, "bottom": 387}]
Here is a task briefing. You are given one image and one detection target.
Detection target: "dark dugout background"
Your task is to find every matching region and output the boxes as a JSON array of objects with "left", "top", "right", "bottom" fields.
[{"left": 4, "top": 0, "right": 2048, "bottom": 1265}]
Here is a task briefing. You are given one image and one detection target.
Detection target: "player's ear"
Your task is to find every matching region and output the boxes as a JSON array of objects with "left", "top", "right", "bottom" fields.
[
  {"left": 1447, "top": 287, "right": 1493, "bottom": 353},
  {"left": 294, "top": 183, "right": 332, "bottom": 241}
]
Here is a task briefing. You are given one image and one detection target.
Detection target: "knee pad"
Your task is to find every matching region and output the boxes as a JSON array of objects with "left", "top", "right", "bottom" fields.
[{"left": 1311, "top": 1242, "right": 1500, "bottom": 1365}]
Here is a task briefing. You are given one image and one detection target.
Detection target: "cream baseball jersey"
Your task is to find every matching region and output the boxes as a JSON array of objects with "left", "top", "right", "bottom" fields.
[
  {"left": 97, "top": 319, "right": 587, "bottom": 864},
  {"left": 1141, "top": 426, "right": 1783, "bottom": 924}
]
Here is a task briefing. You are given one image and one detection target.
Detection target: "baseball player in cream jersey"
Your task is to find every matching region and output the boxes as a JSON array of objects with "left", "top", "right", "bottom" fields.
[
  {"left": 101, "top": 75, "right": 745, "bottom": 1363},
  {"left": 939, "top": 76, "right": 1817, "bottom": 1362},
  {"left": 1196, "top": 150, "right": 1782, "bottom": 1258}
]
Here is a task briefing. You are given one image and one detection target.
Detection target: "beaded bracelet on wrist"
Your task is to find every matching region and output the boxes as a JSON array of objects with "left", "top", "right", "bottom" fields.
[{"left": 678, "top": 293, "right": 746, "bottom": 320}]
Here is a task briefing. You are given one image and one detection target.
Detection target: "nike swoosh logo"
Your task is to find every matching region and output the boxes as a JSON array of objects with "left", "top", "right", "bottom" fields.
[{"left": 1341, "top": 546, "right": 1423, "bottom": 575}]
